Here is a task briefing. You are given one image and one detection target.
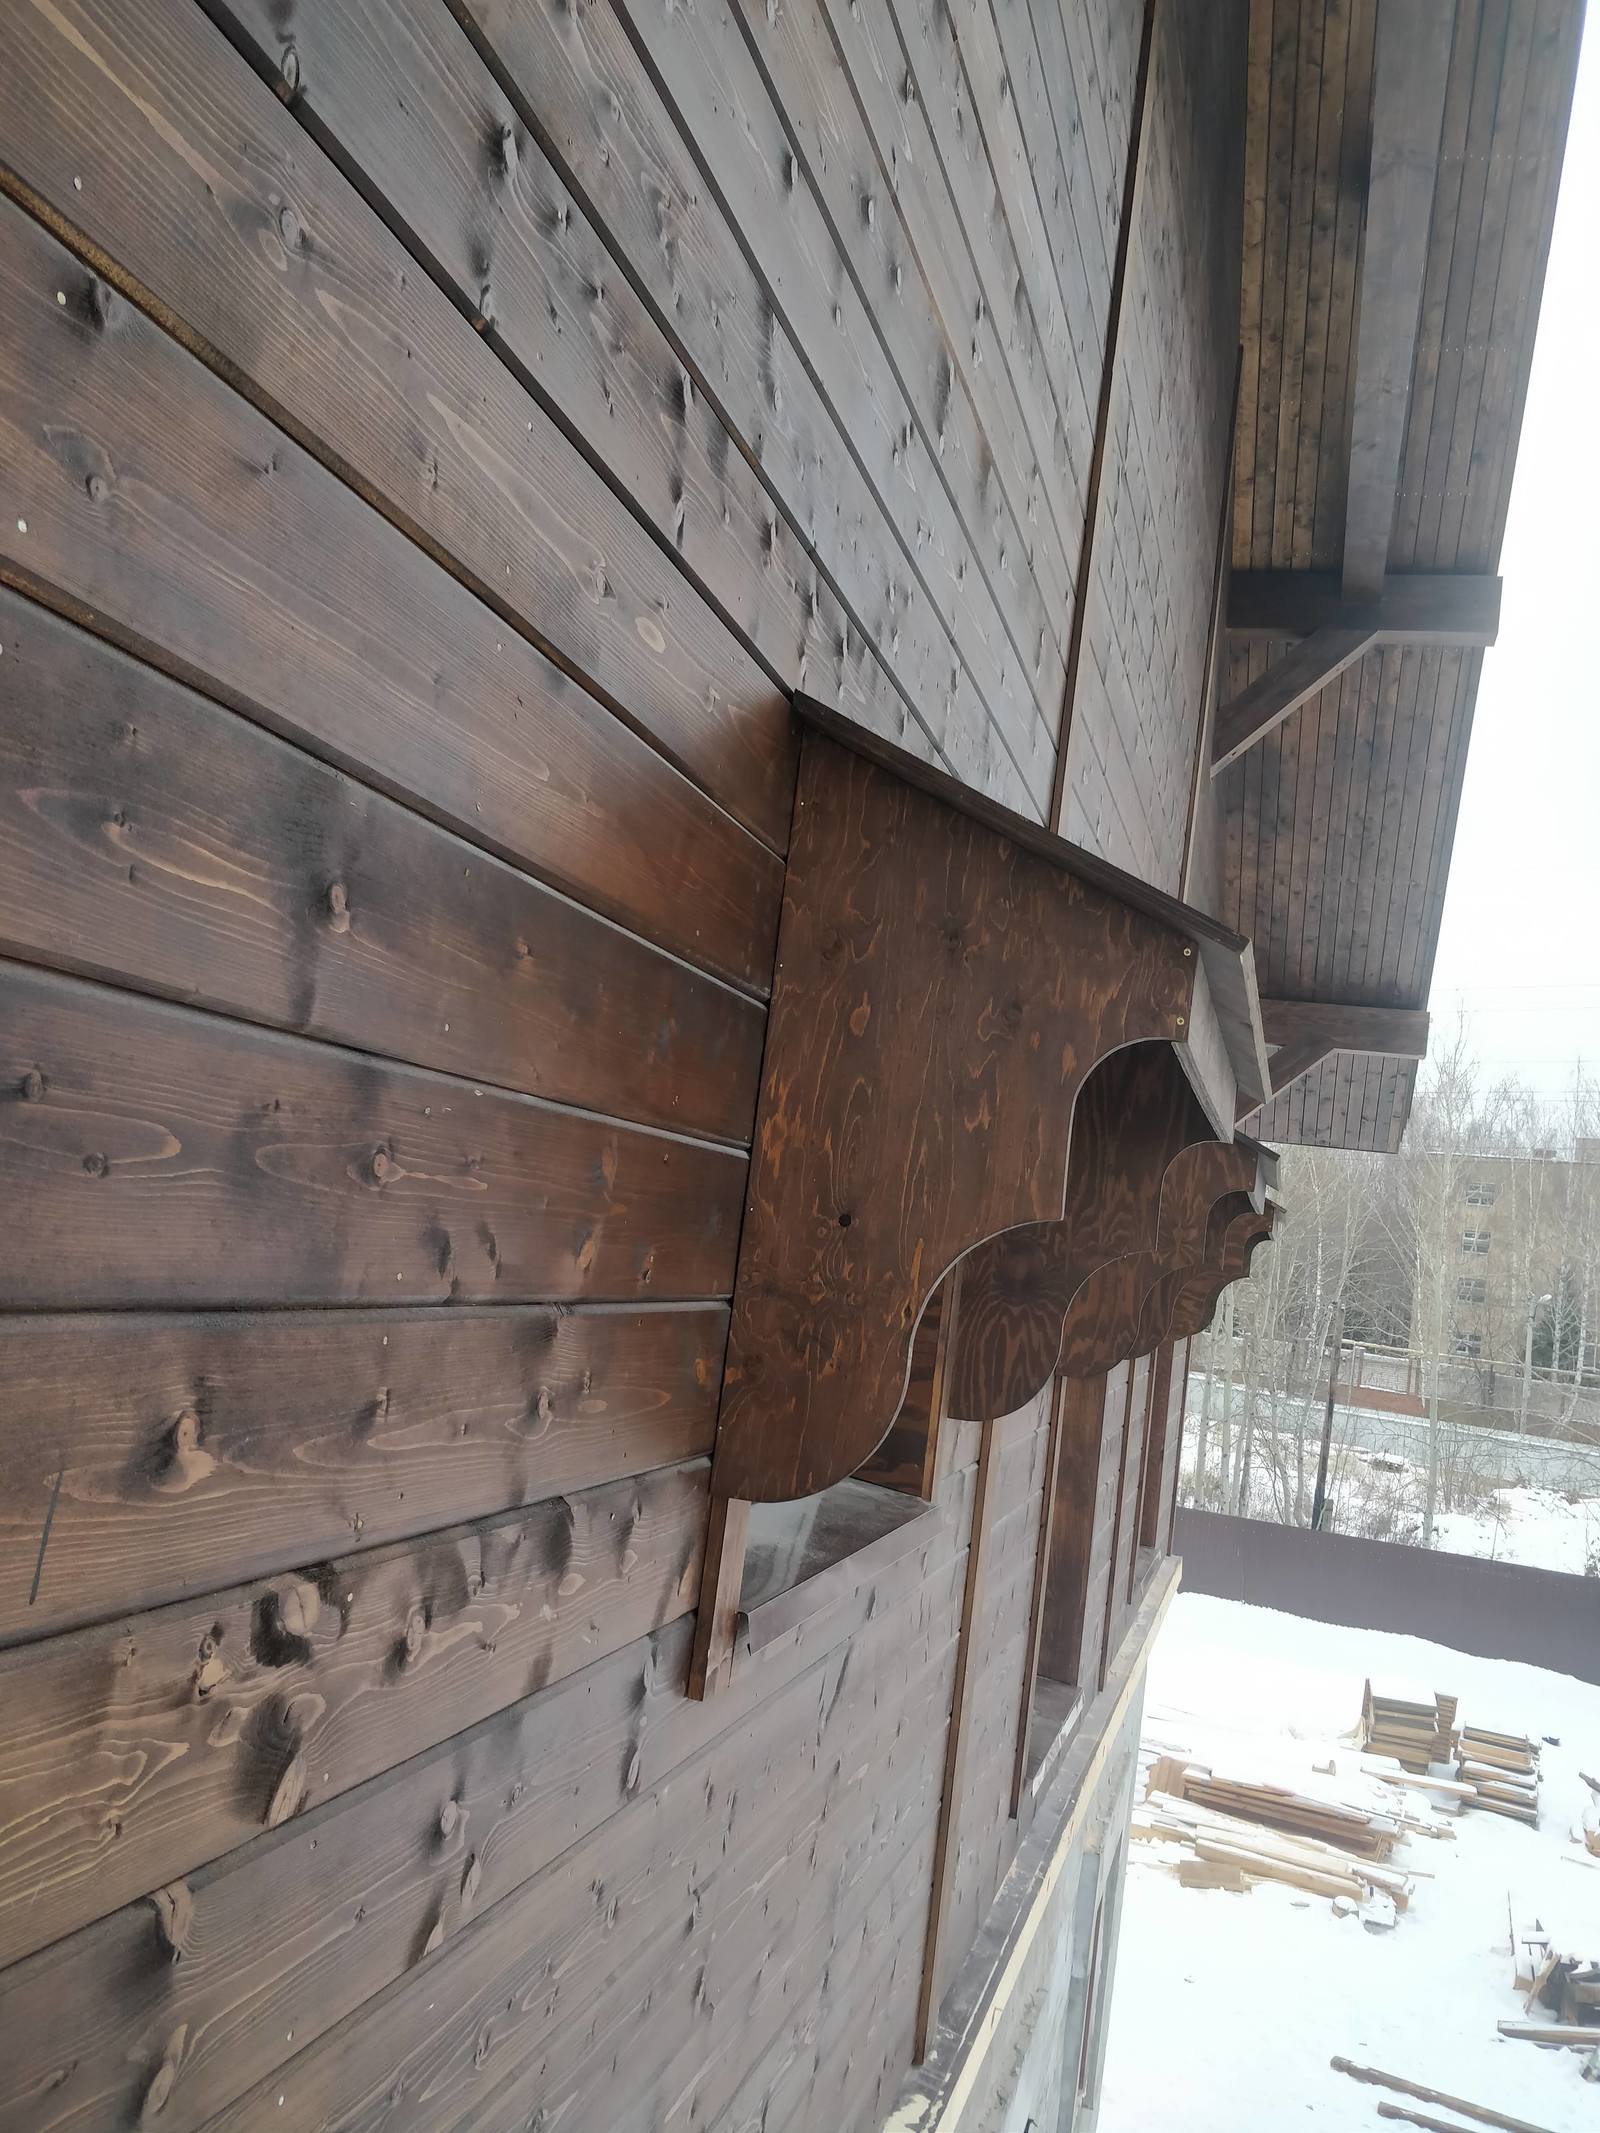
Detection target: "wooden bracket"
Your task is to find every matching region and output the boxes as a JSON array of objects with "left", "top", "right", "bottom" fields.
[
  {"left": 947, "top": 1048, "right": 1207, "bottom": 1420},
  {"left": 1166, "top": 1204, "right": 1278, "bottom": 1341},
  {"left": 689, "top": 715, "right": 1274, "bottom": 1697}
]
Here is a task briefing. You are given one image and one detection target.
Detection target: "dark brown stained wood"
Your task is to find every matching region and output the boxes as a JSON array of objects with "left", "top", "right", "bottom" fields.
[
  {"left": 857, "top": 1272, "right": 959, "bottom": 1500},
  {"left": 726, "top": 0, "right": 1075, "bottom": 675},
  {"left": 1135, "top": 1340, "right": 1177, "bottom": 1556},
  {"left": 1099, "top": 1350, "right": 1149, "bottom": 1674},
  {"left": 605, "top": 0, "right": 1057, "bottom": 807},
  {"left": 1036, "top": 1371, "right": 1120, "bottom": 1690},
  {"left": 0, "top": 964, "right": 744, "bottom": 1309},
  {"left": 0, "top": 0, "right": 800, "bottom": 853},
  {"left": 192, "top": 1551, "right": 955, "bottom": 2133},
  {"left": 1160, "top": 1335, "right": 1191, "bottom": 1550},
  {"left": 1342, "top": 0, "right": 1456, "bottom": 600},
  {"left": 446, "top": 0, "right": 1029, "bottom": 811},
  {"left": 1263, "top": 998, "right": 1430, "bottom": 1059},
  {"left": 915, "top": 1413, "right": 999, "bottom": 2058},
  {"left": 0, "top": 590, "right": 764, "bottom": 1144},
  {"left": 712, "top": 731, "right": 1194, "bottom": 1504},
  {"left": 1167, "top": 1204, "right": 1278, "bottom": 1341},
  {"left": 196, "top": 0, "right": 909, "bottom": 763},
  {"left": 0, "top": 191, "right": 780, "bottom": 994},
  {"left": 0, "top": 1304, "right": 724, "bottom": 1646},
  {"left": 948, "top": 1046, "right": 1206, "bottom": 1419},
  {"left": 1211, "top": 625, "right": 1379, "bottom": 771},
  {"left": 1227, "top": 569, "right": 1502, "bottom": 642},
  {"left": 884, "top": 0, "right": 1093, "bottom": 566},
  {"left": 803, "top": 0, "right": 1083, "bottom": 605},
  {"left": 0, "top": 1487, "right": 969, "bottom": 2133},
  {"left": 1009, "top": 1376, "right": 1069, "bottom": 1812},
  {"left": 0, "top": 1460, "right": 707, "bottom": 1972},
  {"left": 1049, "top": 0, "right": 1159, "bottom": 828}
]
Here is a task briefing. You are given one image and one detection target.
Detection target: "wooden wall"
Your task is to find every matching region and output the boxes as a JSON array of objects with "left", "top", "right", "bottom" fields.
[{"left": 0, "top": 0, "right": 1246, "bottom": 2126}]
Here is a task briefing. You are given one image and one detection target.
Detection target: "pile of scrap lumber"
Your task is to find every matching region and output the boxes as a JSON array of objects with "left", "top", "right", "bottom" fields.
[
  {"left": 1332, "top": 2054, "right": 1559, "bottom": 2131},
  {"left": 1503, "top": 1894, "right": 1600, "bottom": 2051},
  {"left": 1460, "top": 1727, "right": 1539, "bottom": 1826},
  {"left": 1147, "top": 1754, "right": 1406, "bottom": 1859},
  {"left": 1361, "top": 1681, "right": 1458, "bottom": 1772},
  {"left": 1136, "top": 1755, "right": 1415, "bottom": 1922}
]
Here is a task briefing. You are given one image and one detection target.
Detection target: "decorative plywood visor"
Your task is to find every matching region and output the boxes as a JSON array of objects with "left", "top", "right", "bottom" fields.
[{"left": 690, "top": 706, "right": 1275, "bottom": 1695}]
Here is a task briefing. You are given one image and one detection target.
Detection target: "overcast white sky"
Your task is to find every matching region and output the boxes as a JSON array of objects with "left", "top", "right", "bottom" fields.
[{"left": 1426, "top": 14, "right": 1600, "bottom": 1110}]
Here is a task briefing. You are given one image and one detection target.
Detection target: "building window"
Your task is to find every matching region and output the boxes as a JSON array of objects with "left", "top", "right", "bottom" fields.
[
  {"left": 1456, "top": 1277, "right": 1487, "bottom": 1304},
  {"left": 1452, "top": 1331, "right": 1482, "bottom": 1358},
  {"left": 1461, "top": 1230, "right": 1491, "bottom": 1255},
  {"left": 1464, "top": 1182, "right": 1497, "bottom": 1206}
]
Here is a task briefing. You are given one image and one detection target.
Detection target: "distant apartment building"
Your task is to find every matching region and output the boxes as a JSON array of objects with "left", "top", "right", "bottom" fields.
[{"left": 1446, "top": 1139, "right": 1600, "bottom": 1377}]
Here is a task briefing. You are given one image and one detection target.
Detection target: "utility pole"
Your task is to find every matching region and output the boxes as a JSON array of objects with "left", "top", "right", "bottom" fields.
[
  {"left": 1520, "top": 1291, "right": 1552, "bottom": 1437},
  {"left": 1310, "top": 1297, "right": 1344, "bottom": 1532}
]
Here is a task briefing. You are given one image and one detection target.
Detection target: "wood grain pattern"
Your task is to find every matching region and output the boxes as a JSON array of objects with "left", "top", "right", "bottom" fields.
[
  {"left": 949, "top": 1046, "right": 1208, "bottom": 1417},
  {"left": 0, "top": 963, "right": 744, "bottom": 1309},
  {"left": 0, "top": 1460, "right": 708, "bottom": 1970},
  {"left": 1167, "top": 1204, "right": 1277, "bottom": 1340},
  {"left": 0, "top": 0, "right": 799, "bottom": 851},
  {"left": 0, "top": 588, "right": 764, "bottom": 1143},
  {"left": 0, "top": 1304, "right": 724, "bottom": 1646},
  {"left": 712, "top": 731, "right": 1194, "bottom": 1502},
  {"left": 0, "top": 189, "right": 781, "bottom": 993}
]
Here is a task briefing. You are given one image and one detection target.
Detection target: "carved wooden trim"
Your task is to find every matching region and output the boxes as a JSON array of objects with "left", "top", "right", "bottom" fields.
[
  {"left": 709, "top": 732, "right": 1196, "bottom": 1506},
  {"left": 1166, "top": 1205, "right": 1278, "bottom": 1341}
]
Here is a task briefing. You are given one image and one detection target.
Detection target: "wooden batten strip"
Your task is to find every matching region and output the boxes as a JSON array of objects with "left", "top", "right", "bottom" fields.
[
  {"left": 0, "top": 0, "right": 801, "bottom": 857},
  {"left": 0, "top": 1460, "right": 710, "bottom": 1972},
  {"left": 0, "top": 588, "right": 765, "bottom": 1146},
  {"left": 1049, "top": 0, "right": 1160, "bottom": 830},
  {"left": 0, "top": 961, "right": 746, "bottom": 1310},
  {"left": 0, "top": 188, "right": 781, "bottom": 995},
  {"left": 0, "top": 1303, "right": 726, "bottom": 1646}
]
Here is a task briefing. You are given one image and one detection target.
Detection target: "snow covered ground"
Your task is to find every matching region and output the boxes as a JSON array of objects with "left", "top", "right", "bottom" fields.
[
  {"left": 1099, "top": 1593, "right": 1600, "bottom": 2132},
  {"left": 1433, "top": 1486, "right": 1600, "bottom": 1577}
]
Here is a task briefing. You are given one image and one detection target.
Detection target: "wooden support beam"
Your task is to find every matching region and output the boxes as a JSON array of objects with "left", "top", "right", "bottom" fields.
[
  {"left": 1227, "top": 571, "right": 1502, "bottom": 645},
  {"left": 1342, "top": 0, "right": 1456, "bottom": 601},
  {"left": 1050, "top": 0, "right": 1159, "bottom": 827},
  {"left": 1211, "top": 627, "right": 1378, "bottom": 773},
  {"left": 1238, "top": 1000, "right": 1430, "bottom": 1121},
  {"left": 1180, "top": 346, "right": 1243, "bottom": 899},
  {"left": 1263, "top": 1000, "right": 1431, "bottom": 1060}
]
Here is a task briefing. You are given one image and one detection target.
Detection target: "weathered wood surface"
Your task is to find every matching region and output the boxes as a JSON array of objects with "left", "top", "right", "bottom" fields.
[
  {"left": 0, "top": 1304, "right": 724, "bottom": 1646},
  {"left": 948, "top": 1046, "right": 1206, "bottom": 1417},
  {"left": 0, "top": 589, "right": 764, "bottom": 1143},
  {"left": 713, "top": 732, "right": 1193, "bottom": 1501},
  {"left": 1037, "top": 1369, "right": 1126, "bottom": 1692},
  {"left": 1227, "top": 569, "right": 1502, "bottom": 643},
  {"left": 0, "top": 0, "right": 800, "bottom": 852},
  {"left": 0, "top": 190, "right": 781, "bottom": 993},
  {"left": 1167, "top": 1204, "right": 1278, "bottom": 1340},
  {"left": 0, "top": 1461, "right": 708, "bottom": 1973},
  {"left": 0, "top": 964, "right": 743, "bottom": 1310}
]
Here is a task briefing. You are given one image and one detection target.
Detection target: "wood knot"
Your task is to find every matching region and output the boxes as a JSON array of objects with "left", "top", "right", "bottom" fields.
[
  {"left": 460, "top": 1852, "right": 481, "bottom": 1907},
  {"left": 82, "top": 1151, "right": 109, "bottom": 1177},
  {"left": 369, "top": 1146, "right": 394, "bottom": 1185},
  {"left": 278, "top": 44, "right": 301, "bottom": 96},
  {"left": 278, "top": 204, "right": 302, "bottom": 252},
  {"left": 86, "top": 472, "right": 108, "bottom": 503},
  {"left": 493, "top": 121, "right": 518, "bottom": 178},
  {"left": 140, "top": 2025, "right": 188, "bottom": 2126},
  {"left": 265, "top": 1752, "right": 307, "bottom": 1829},
  {"left": 150, "top": 1880, "right": 193, "bottom": 1962},
  {"left": 400, "top": 1607, "right": 427, "bottom": 1664},
  {"left": 87, "top": 278, "right": 121, "bottom": 332},
  {"left": 438, "top": 1796, "right": 459, "bottom": 1839},
  {"left": 18, "top": 1069, "right": 43, "bottom": 1102},
  {"left": 325, "top": 880, "right": 350, "bottom": 932}
]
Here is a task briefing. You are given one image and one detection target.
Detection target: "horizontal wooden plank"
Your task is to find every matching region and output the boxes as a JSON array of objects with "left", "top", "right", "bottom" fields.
[
  {"left": 0, "top": 0, "right": 800, "bottom": 852},
  {"left": 204, "top": 1568, "right": 953, "bottom": 2133},
  {"left": 0, "top": 1459, "right": 708, "bottom": 1971},
  {"left": 0, "top": 189, "right": 781, "bottom": 993},
  {"left": 0, "top": 1507, "right": 968, "bottom": 2133},
  {"left": 446, "top": 0, "right": 1032, "bottom": 810},
  {"left": 0, "top": 963, "right": 745, "bottom": 1309},
  {"left": 1211, "top": 627, "right": 1378, "bottom": 772},
  {"left": 0, "top": 1303, "right": 725, "bottom": 1646},
  {"left": 0, "top": 589, "right": 764, "bottom": 1143},
  {"left": 1262, "top": 998, "right": 1431, "bottom": 1058}
]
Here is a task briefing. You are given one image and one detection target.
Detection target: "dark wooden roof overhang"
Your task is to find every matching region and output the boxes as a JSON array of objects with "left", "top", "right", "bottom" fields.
[
  {"left": 689, "top": 703, "right": 1276, "bottom": 1694},
  {"left": 1219, "top": 0, "right": 1582, "bottom": 1151}
]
